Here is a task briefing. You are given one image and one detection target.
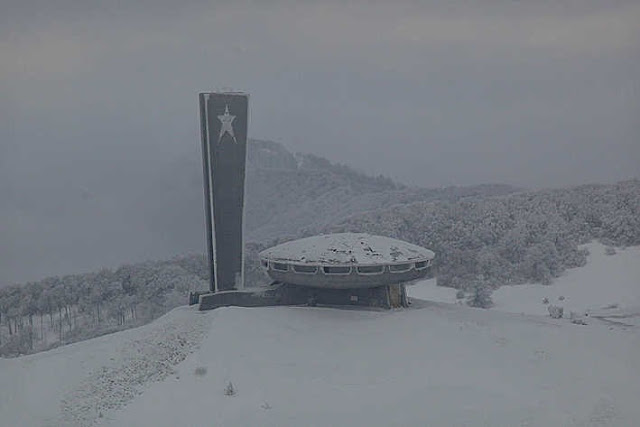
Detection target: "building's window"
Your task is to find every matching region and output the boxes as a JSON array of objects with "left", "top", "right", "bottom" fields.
[
  {"left": 357, "top": 265, "right": 384, "bottom": 275},
  {"left": 414, "top": 261, "right": 428, "bottom": 270},
  {"left": 272, "top": 262, "right": 289, "bottom": 272},
  {"left": 389, "top": 263, "right": 412, "bottom": 273},
  {"left": 261, "top": 259, "right": 269, "bottom": 269},
  {"left": 293, "top": 264, "right": 318, "bottom": 274},
  {"left": 323, "top": 266, "right": 352, "bottom": 275}
]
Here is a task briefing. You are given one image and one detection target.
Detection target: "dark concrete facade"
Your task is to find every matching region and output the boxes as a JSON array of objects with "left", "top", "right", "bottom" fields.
[
  {"left": 196, "top": 283, "right": 408, "bottom": 311},
  {"left": 264, "top": 264, "right": 432, "bottom": 289},
  {"left": 199, "top": 92, "right": 249, "bottom": 292}
]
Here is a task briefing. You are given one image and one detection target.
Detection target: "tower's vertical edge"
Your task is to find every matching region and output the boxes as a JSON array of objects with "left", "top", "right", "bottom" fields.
[
  {"left": 199, "top": 93, "right": 216, "bottom": 292},
  {"left": 199, "top": 92, "right": 249, "bottom": 292}
]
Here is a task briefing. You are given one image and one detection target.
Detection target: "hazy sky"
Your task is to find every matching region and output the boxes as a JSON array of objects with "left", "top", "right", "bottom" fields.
[{"left": 1, "top": 0, "right": 639, "bottom": 284}]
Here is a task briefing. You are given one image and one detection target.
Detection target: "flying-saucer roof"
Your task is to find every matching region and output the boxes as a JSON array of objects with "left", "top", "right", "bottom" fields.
[{"left": 259, "top": 233, "right": 434, "bottom": 265}]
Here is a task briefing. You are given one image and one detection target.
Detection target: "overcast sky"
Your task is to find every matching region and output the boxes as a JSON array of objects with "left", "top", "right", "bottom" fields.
[{"left": 1, "top": 0, "right": 639, "bottom": 283}]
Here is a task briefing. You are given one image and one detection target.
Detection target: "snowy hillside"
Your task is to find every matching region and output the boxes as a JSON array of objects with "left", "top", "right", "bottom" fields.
[
  {"left": 409, "top": 242, "right": 640, "bottom": 325},
  {"left": 99, "top": 306, "right": 640, "bottom": 427},
  {"left": 244, "top": 142, "right": 518, "bottom": 244},
  {"left": 2, "top": 243, "right": 639, "bottom": 426}
]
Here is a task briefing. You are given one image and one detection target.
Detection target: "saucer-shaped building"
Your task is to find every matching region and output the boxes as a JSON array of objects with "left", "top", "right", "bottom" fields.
[
  {"left": 198, "top": 233, "right": 435, "bottom": 310},
  {"left": 260, "top": 233, "right": 434, "bottom": 302}
]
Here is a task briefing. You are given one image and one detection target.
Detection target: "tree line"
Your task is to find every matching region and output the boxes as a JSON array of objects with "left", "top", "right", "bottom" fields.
[
  {"left": 328, "top": 179, "right": 639, "bottom": 294},
  {"left": 0, "top": 257, "right": 209, "bottom": 356},
  {"left": 1, "top": 179, "right": 638, "bottom": 356}
]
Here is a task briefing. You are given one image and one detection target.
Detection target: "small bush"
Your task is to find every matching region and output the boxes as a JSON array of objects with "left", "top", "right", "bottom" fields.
[
  {"left": 548, "top": 305, "right": 564, "bottom": 319},
  {"left": 466, "top": 277, "right": 493, "bottom": 309},
  {"left": 224, "top": 381, "right": 236, "bottom": 396}
]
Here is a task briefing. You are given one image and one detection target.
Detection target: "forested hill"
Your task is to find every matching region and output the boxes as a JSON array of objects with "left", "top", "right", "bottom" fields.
[
  {"left": 135, "top": 138, "right": 521, "bottom": 251},
  {"left": 114, "top": 139, "right": 521, "bottom": 261},
  {"left": 245, "top": 140, "right": 519, "bottom": 243},
  {"left": 1, "top": 141, "right": 637, "bottom": 357},
  {"left": 325, "top": 179, "right": 640, "bottom": 290},
  {"left": 0, "top": 139, "right": 518, "bottom": 286}
]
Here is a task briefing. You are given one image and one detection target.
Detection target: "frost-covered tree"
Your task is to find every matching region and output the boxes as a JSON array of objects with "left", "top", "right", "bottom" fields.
[
  {"left": 328, "top": 179, "right": 639, "bottom": 290},
  {"left": 466, "top": 275, "right": 494, "bottom": 309}
]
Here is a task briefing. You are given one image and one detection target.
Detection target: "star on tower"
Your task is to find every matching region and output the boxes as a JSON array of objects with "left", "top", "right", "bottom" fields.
[{"left": 217, "top": 104, "right": 237, "bottom": 143}]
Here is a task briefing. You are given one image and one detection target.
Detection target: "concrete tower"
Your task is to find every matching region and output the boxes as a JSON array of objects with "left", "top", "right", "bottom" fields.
[{"left": 198, "top": 92, "right": 249, "bottom": 292}]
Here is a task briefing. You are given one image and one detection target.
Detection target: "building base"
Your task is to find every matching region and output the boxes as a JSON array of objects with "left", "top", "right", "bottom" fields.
[{"left": 192, "top": 283, "right": 408, "bottom": 311}]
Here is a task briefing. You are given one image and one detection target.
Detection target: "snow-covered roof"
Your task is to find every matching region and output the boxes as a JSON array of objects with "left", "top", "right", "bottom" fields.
[{"left": 259, "top": 233, "right": 435, "bottom": 265}]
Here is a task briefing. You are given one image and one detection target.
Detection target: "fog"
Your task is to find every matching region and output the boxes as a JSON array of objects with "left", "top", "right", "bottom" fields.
[{"left": 1, "top": 0, "right": 639, "bottom": 284}]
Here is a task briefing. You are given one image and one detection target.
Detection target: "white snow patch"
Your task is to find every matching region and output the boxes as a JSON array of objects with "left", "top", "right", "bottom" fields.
[
  {"left": 260, "top": 233, "right": 434, "bottom": 265},
  {"left": 407, "top": 277, "right": 459, "bottom": 304},
  {"left": 490, "top": 242, "right": 640, "bottom": 322},
  {"left": 409, "top": 242, "right": 640, "bottom": 327}
]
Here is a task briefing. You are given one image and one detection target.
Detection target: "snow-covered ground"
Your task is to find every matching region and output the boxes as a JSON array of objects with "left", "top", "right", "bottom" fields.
[
  {"left": 1, "top": 241, "right": 639, "bottom": 426},
  {"left": 103, "top": 306, "right": 639, "bottom": 426},
  {"left": 0, "top": 308, "right": 212, "bottom": 427},
  {"left": 409, "top": 242, "right": 640, "bottom": 325}
]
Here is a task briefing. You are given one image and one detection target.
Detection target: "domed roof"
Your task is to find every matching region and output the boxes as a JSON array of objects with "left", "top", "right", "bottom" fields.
[{"left": 259, "top": 233, "right": 434, "bottom": 265}]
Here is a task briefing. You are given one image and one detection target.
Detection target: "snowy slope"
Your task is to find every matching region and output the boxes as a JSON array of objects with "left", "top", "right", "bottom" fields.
[
  {"left": 100, "top": 305, "right": 639, "bottom": 427},
  {"left": 0, "top": 308, "right": 212, "bottom": 427},
  {"left": 1, "top": 242, "right": 639, "bottom": 427},
  {"left": 409, "top": 242, "right": 640, "bottom": 323},
  {"left": 492, "top": 243, "right": 640, "bottom": 320}
]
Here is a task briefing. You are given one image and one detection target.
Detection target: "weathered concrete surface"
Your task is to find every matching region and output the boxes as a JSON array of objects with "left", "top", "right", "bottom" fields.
[
  {"left": 197, "top": 283, "right": 408, "bottom": 311},
  {"left": 265, "top": 265, "right": 432, "bottom": 289},
  {"left": 199, "top": 92, "right": 249, "bottom": 292}
]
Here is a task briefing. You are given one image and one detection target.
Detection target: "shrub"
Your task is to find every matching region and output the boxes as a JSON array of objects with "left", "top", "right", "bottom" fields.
[
  {"left": 548, "top": 305, "right": 563, "bottom": 319},
  {"left": 224, "top": 381, "right": 236, "bottom": 396},
  {"left": 466, "top": 276, "right": 493, "bottom": 309}
]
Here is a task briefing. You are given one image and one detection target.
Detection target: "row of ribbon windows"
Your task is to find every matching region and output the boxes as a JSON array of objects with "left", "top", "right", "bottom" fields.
[{"left": 262, "top": 259, "right": 430, "bottom": 275}]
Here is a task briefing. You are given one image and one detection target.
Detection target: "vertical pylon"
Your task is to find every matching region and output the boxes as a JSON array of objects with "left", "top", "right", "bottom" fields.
[{"left": 199, "top": 92, "right": 249, "bottom": 292}]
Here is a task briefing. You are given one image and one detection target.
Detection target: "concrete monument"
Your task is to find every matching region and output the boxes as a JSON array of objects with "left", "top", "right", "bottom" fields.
[
  {"left": 191, "top": 93, "right": 436, "bottom": 311},
  {"left": 199, "top": 92, "right": 249, "bottom": 292}
]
